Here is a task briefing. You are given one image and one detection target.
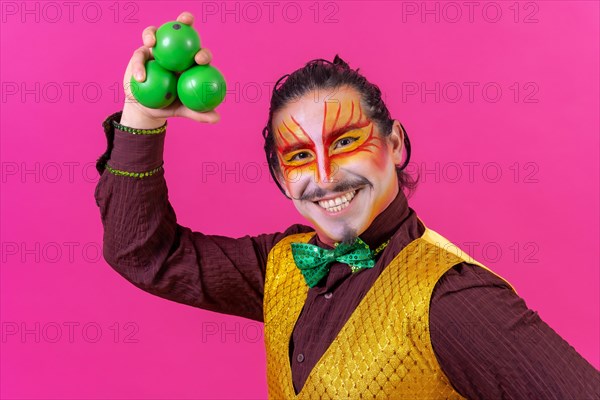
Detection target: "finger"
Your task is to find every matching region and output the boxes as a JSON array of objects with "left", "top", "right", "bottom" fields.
[
  {"left": 142, "top": 26, "right": 157, "bottom": 48},
  {"left": 194, "top": 48, "right": 212, "bottom": 65},
  {"left": 176, "top": 11, "right": 194, "bottom": 26},
  {"left": 176, "top": 106, "right": 221, "bottom": 124},
  {"left": 131, "top": 46, "right": 151, "bottom": 82}
]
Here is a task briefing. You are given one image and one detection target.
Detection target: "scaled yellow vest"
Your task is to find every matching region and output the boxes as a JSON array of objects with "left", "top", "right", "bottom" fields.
[{"left": 263, "top": 218, "right": 518, "bottom": 399}]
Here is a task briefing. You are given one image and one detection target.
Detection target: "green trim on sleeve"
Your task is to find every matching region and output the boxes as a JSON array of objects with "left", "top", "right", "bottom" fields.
[{"left": 104, "top": 162, "right": 164, "bottom": 179}]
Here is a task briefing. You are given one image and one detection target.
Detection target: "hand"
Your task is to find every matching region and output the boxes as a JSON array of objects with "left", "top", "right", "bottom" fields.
[{"left": 121, "top": 11, "right": 220, "bottom": 129}]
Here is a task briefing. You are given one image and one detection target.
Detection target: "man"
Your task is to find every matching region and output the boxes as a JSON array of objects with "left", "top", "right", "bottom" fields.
[{"left": 95, "top": 11, "right": 599, "bottom": 399}]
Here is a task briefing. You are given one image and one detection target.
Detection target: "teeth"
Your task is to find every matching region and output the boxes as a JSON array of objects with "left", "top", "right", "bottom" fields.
[{"left": 317, "top": 190, "right": 357, "bottom": 212}]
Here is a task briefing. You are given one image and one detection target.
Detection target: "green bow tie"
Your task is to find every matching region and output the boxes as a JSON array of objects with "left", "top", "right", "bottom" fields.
[{"left": 291, "top": 237, "right": 388, "bottom": 288}]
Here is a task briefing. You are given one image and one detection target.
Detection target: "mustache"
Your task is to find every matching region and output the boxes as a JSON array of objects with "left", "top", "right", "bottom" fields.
[{"left": 298, "top": 176, "right": 372, "bottom": 202}]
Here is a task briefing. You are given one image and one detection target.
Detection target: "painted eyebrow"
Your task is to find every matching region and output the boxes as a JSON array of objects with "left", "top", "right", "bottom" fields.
[
  {"left": 325, "top": 121, "right": 371, "bottom": 145},
  {"left": 277, "top": 119, "right": 371, "bottom": 155}
]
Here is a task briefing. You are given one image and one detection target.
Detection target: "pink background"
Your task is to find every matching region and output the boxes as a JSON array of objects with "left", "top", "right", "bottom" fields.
[{"left": 1, "top": 1, "right": 598, "bottom": 398}]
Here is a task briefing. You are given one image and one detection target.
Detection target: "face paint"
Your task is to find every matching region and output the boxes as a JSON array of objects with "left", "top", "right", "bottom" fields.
[{"left": 273, "top": 86, "right": 401, "bottom": 246}]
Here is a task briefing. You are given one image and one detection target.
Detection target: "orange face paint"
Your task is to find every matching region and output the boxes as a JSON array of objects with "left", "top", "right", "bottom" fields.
[
  {"left": 272, "top": 86, "right": 401, "bottom": 246},
  {"left": 275, "top": 99, "right": 386, "bottom": 184}
]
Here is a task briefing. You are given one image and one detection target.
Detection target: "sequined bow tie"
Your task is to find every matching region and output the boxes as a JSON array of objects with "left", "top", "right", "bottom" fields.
[{"left": 291, "top": 237, "right": 389, "bottom": 288}]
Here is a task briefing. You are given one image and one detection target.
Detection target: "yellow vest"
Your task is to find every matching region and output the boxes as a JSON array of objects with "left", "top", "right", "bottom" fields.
[{"left": 263, "top": 218, "right": 518, "bottom": 399}]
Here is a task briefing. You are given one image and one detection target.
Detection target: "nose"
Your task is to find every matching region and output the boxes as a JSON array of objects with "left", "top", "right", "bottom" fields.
[{"left": 313, "top": 153, "right": 338, "bottom": 187}]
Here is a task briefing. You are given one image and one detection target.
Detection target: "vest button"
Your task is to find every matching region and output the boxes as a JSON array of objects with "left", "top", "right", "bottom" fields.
[
  {"left": 296, "top": 353, "right": 305, "bottom": 363},
  {"left": 324, "top": 292, "right": 333, "bottom": 299}
]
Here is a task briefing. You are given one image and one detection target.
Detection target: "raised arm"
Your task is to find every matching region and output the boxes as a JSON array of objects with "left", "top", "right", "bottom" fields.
[{"left": 94, "top": 11, "right": 313, "bottom": 323}]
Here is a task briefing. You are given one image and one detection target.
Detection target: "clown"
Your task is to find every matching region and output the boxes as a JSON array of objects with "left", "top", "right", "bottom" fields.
[
  {"left": 269, "top": 85, "right": 403, "bottom": 246},
  {"left": 95, "top": 11, "right": 600, "bottom": 399}
]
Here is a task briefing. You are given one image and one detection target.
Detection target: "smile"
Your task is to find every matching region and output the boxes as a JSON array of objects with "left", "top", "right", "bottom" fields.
[{"left": 314, "top": 189, "right": 358, "bottom": 213}]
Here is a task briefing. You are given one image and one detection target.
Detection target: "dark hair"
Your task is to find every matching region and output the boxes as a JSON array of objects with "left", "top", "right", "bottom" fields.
[{"left": 261, "top": 54, "right": 419, "bottom": 199}]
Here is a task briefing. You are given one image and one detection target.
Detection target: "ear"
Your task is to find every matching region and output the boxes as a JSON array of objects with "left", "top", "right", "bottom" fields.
[{"left": 388, "top": 120, "right": 405, "bottom": 165}]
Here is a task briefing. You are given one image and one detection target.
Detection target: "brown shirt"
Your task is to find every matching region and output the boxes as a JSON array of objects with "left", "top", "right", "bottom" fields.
[{"left": 95, "top": 111, "right": 600, "bottom": 399}]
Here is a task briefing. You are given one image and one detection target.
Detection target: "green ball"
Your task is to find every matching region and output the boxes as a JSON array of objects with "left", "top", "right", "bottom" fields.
[
  {"left": 177, "top": 65, "right": 226, "bottom": 112},
  {"left": 153, "top": 21, "right": 201, "bottom": 72},
  {"left": 130, "top": 60, "right": 178, "bottom": 109}
]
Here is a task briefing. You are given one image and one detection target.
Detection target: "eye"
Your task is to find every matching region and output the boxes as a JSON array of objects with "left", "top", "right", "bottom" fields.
[
  {"left": 333, "top": 137, "right": 358, "bottom": 149},
  {"left": 289, "top": 151, "right": 311, "bottom": 162}
]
